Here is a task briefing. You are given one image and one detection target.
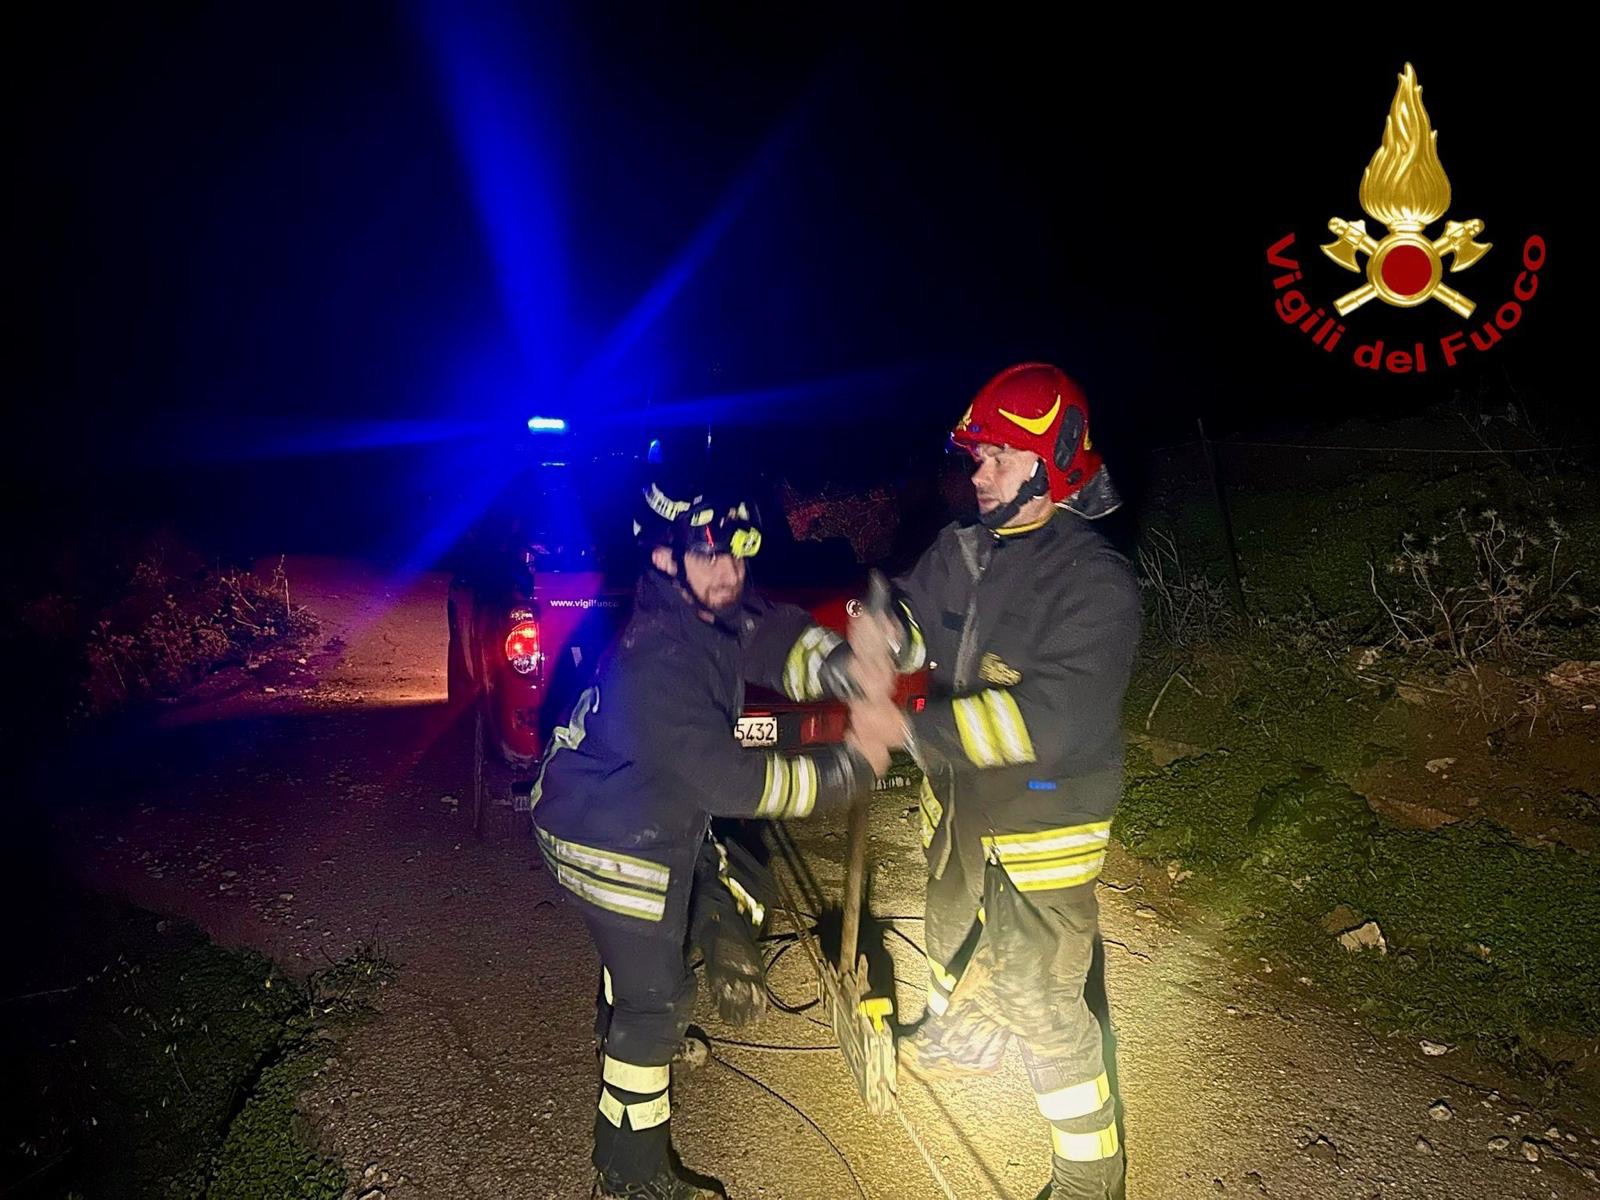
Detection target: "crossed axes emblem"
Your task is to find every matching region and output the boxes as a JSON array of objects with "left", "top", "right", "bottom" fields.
[{"left": 1322, "top": 216, "right": 1492, "bottom": 318}]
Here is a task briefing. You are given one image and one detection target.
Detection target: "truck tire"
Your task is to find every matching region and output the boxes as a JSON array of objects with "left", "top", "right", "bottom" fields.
[
  {"left": 471, "top": 707, "right": 520, "bottom": 840},
  {"left": 447, "top": 604, "right": 472, "bottom": 706}
]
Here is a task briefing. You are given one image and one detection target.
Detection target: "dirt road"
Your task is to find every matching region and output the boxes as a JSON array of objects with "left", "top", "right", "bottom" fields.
[{"left": 62, "top": 557, "right": 1600, "bottom": 1198}]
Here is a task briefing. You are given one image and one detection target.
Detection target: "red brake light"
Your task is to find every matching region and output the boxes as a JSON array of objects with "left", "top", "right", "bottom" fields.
[
  {"left": 505, "top": 616, "right": 542, "bottom": 677},
  {"left": 911, "top": 696, "right": 927, "bottom": 713}
]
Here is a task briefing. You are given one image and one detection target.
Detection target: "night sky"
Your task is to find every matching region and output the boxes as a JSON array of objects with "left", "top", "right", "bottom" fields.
[{"left": 14, "top": 7, "right": 1591, "bottom": 556}]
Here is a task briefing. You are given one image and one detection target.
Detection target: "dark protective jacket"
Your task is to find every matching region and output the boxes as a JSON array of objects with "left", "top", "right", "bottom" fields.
[
  {"left": 530, "top": 568, "right": 871, "bottom": 932},
  {"left": 893, "top": 510, "right": 1141, "bottom": 891}
]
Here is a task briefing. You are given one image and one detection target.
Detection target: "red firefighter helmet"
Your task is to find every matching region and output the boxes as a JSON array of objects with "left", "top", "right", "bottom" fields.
[
  {"left": 947, "top": 361, "right": 1126, "bottom": 521},
  {"left": 950, "top": 362, "right": 1105, "bottom": 506}
]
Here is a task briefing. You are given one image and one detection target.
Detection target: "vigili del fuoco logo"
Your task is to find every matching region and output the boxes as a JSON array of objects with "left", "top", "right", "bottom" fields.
[{"left": 1266, "top": 64, "right": 1546, "bottom": 375}]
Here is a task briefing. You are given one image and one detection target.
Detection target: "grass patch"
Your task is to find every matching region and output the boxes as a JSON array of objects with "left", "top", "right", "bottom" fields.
[
  {"left": 2, "top": 894, "right": 389, "bottom": 1198},
  {"left": 1153, "top": 465, "right": 1600, "bottom": 651},
  {"left": 207, "top": 1049, "right": 346, "bottom": 1200},
  {"left": 1122, "top": 448, "right": 1600, "bottom": 1080},
  {"left": 1118, "top": 633, "right": 1600, "bottom": 1078},
  {"left": 1262, "top": 823, "right": 1600, "bottom": 1067}
]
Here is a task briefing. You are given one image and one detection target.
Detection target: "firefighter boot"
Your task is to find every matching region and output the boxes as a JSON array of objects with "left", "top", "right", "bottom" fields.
[
  {"left": 593, "top": 1161, "right": 724, "bottom": 1199},
  {"left": 672, "top": 1028, "right": 711, "bottom": 1071},
  {"left": 897, "top": 1008, "right": 1009, "bottom": 1083},
  {"left": 1040, "top": 1154, "right": 1125, "bottom": 1200}
]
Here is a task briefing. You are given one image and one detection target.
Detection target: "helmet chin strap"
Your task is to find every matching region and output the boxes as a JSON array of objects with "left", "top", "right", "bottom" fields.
[{"left": 979, "top": 458, "right": 1049, "bottom": 530}]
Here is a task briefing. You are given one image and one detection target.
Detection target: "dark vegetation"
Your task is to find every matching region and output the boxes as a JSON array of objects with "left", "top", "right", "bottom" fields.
[
  {"left": 1119, "top": 411, "right": 1600, "bottom": 1090},
  {"left": 3, "top": 531, "right": 318, "bottom": 752},
  {"left": 2, "top": 884, "right": 389, "bottom": 1199}
]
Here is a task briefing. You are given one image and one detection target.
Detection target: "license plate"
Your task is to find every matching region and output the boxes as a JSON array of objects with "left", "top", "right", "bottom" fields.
[{"left": 735, "top": 716, "right": 779, "bottom": 747}]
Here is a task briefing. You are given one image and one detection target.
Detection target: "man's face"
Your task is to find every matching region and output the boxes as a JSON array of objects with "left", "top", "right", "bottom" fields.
[
  {"left": 681, "top": 547, "right": 746, "bottom": 613},
  {"left": 969, "top": 442, "right": 1052, "bottom": 525}
]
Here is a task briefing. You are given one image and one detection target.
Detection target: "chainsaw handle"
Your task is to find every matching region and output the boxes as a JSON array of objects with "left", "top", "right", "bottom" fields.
[
  {"left": 839, "top": 795, "right": 869, "bottom": 979},
  {"left": 839, "top": 569, "right": 894, "bottom": 979},
  {"left": 865, "top": 568, "right": 891, "bottom": 618}
]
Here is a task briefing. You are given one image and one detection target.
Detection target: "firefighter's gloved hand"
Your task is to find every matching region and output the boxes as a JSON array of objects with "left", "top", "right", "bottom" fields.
[
  {"left": 846, "top": 609, "right": 896, "bottom": 703},
  {"left": 847, "top": 694, "right": 906, "bottom": 778},
  {"left": 820, "top": 614, "right": 910, "bottom": 703},
  {"left": 691, "top": 847, "right": 770, "bottom": 1027},
  {"left": 818, "top": 642, "right": 866, "bottom": 701},
  {"left": 702, "top": 912, "right": 768, "bottom": 1028}
]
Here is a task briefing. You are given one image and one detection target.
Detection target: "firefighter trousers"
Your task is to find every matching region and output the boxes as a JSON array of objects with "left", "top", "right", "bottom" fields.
[
  {"left": 581, "top": 907, "right": 697, "bottom": 1185},
  {"left": 922, "top": 844, "right": 1125, "bottom": 1197}
]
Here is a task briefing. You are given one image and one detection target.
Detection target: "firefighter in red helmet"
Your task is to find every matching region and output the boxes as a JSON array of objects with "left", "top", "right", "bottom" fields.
[{"left": 867, "top": 363, "right": 1140, "bottom": 1198}]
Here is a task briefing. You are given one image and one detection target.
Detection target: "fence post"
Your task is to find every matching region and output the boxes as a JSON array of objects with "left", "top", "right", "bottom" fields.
[{"left": 1198, "top": 419, "right": 1249, "bottom": 617}]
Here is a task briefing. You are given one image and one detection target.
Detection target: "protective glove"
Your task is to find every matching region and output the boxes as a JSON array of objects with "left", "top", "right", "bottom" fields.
[
  {"left": 702, "top": 911, "right": 768, "bottom": 1028},
  {"left": 690, "top": 837, "right": 771, "bottom": 1028}
]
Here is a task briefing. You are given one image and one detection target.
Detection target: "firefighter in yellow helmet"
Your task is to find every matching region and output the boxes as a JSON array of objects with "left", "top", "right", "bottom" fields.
[{"left": 530, "top": 485, "right": 902, "bottom": 1199}]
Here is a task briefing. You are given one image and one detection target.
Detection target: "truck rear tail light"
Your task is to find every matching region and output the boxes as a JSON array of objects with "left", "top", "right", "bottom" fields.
[
  {"left": 505, "top": 611, "right": 542, "bottom": 679},
  {"left": 911, "top": 696, "right": 926, "bottom": 713},
  {"left": 799, "top": 711, "right": 847, "bottom": 746}
]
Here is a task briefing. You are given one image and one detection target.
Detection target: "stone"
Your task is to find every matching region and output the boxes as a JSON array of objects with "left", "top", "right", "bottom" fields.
[
  {"left": 1337, "top": 921, "right": 1387, "bottom": 954},
  {"left": 1321, "top": 904, "right": 1363, "bottom": 935},
  {"left": 1306, "top": 1136, "right": 1339, "bottom": 1165}
]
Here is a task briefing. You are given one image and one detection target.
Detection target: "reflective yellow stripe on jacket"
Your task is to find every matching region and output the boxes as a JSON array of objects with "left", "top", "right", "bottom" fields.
[
  {"left": 982, "top": 820, "right": 1111, "bottom": 892},
  {"left": 782, "top": 626, "right": 844, "bottom": 702},
  {"left": 536, "top": 827, "right": 670, "bottom": 921},
  {"left": 755, "top": 753, "right": 819, "bottom": 818},
  {"left": 952, "top": 689, "right": 1036, "bottom": 767},
  {"left": 895, "top": 600, "right": 927, "bottom": 671}
]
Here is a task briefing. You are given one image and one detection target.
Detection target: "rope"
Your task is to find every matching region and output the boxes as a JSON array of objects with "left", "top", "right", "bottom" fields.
[
  {"left": 710, "top": 1035, "right": 961, "bottom": 1199},
  {"left": 705, "top": 1036, "right": 837, "bottom": 1052},
  {"left": 708, "top": 1050, "right": 867, "bottom": 1200},
  {"left": 892, "top": 1100, "right": 961, "bottom": 1200},
  {"left": 761, "top": 826, "right": 967, "bottom": 1199}
]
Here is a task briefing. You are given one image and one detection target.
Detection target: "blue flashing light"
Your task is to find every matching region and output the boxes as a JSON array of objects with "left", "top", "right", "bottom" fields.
[
  {"left": 527, "top": 416, "right": 568, "bottom": 434},
  {"left": 647, "top": 438, "right": 663, "bottom": 463}
]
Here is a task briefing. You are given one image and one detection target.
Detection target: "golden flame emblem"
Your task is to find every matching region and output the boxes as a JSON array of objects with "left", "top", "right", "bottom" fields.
[{"left": 1322, "top": 64, "right": 1491, "bottom": 317}]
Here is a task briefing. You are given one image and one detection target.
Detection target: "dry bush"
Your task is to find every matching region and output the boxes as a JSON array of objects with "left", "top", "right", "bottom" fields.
[
  {"left": 1366, "top": 509, "right": 1599, "bottom": 728},
  {"left": 1369, "top": 509, "right": 1593, "bottom": 670},
  {"left": 83, "top": 552, "right": 318, "bottom": 715},
  {"left": 1136, "top": 527, "right": 1238, "bottom": 649}
]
